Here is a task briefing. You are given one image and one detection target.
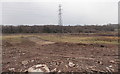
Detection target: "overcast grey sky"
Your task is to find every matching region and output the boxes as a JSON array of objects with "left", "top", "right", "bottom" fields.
[{"left": 1, "top": 0, "right": 119, "bottom": 25}]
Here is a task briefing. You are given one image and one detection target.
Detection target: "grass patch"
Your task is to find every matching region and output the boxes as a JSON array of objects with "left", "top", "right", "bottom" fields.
[
  {"left": 2, "top": 34, "right": 35, "bottom": 43},
  {"left": 1, "top": 34, "right": 119, "bottom": 44},
  {"left": 38, "top": 35, "right": 119, "bottom": 44}
]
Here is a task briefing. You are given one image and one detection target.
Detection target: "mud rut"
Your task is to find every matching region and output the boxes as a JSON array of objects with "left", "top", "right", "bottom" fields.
[{"left": 2, "top": 36, "right": 119, "bottom": 73}]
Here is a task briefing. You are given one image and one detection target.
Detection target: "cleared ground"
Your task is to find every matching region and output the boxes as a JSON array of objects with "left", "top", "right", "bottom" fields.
[{"left": 1, "top": 33, "right": 119, "bottom": 73}]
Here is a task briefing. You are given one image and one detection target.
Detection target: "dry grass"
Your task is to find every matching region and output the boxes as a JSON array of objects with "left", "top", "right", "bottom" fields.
[
  {"left": 2, "top": 34, "right": 35, "bottom": 43},
  {"left": 1, "top": 33, "right": 119, "bottom": 44},
  {"left": 37, "top": 34, "right": 119, "bottom": 44}
]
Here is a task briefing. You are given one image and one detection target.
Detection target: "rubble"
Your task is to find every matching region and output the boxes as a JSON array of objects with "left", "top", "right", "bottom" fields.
[
  {"left": 110, "top": 60, "right": 115, "bottom": 64},
  {"left": 109, "top": 65, "right": 112, "bottom": 68},
  {"left": 2, "top": 36, "right": 118, "bottom": 72},
  {"left": 68, "top": 62, "right": 75, "bottom": 67},
  {"left": 51, "top": 68, "right": 57, "bottom": 72},
  {"left": 58, "top": 70, "right": 61, "bottom": 72},
  {"left": 106, "top": 67, "right": 112, "bottom": 72},
  {"left": 91, "top": 69, "right": 105, "bottom": 73},
  {"left": 8, "top": 68, "right": 15, "bottom": 72},
  {"left": 28, "top": 64, "right": 50, "bottom": 72},
  {"left": 31, "top": 60, "right": 34, "bottom": 62},
  {"left": 22, "top": 60, "right": 29, "bottom": 65}
]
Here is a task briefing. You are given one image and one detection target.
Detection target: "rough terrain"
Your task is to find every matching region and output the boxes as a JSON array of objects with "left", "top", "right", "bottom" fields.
[{"left": 2, "top": 34, "right": 119, "bottom": 73}]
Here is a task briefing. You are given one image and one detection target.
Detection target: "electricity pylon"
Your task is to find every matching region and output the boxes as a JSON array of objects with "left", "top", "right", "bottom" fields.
[{"left": 58, "top": 4, "right": 62, "bottom": 26}]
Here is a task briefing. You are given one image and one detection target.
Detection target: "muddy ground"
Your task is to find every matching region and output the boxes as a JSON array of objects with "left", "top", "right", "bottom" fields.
[{"left": 2, "top": 35, "right": 119, "bottom": 73}]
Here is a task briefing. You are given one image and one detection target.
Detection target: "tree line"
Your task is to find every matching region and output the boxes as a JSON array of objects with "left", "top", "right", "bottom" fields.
[{"left": 2, "top": 24, "right": 118, "bottom": 33}]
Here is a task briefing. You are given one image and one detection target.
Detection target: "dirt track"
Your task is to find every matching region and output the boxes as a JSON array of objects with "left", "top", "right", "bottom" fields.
[
  {"left": 2, "top": 36, "right": 119, "bottom": 73},
  {"left": 28, "top": 36, "right": 55, "bottom": 45}
]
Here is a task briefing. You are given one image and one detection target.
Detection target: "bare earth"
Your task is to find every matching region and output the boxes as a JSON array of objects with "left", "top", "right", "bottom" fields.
[{"left": 2, "top": 35, "right": 119, "bottom": 73}]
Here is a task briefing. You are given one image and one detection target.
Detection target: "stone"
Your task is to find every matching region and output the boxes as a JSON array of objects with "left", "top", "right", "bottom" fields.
[
  {"left": 8, "top": 68, "right": 15, "bottom": 71},
  {"left": 110, "top": 68, "right": 115, "bottom": 72},
  {"left": 58, "top": 70, "right": 61, "bottom": 72},
  {"left": 51, "top": 68, "right": 57, "bottom": 72},
  {"left": 110, "top": 60, "right": 115, "bottom": 64},
  {"left": 68, "top": 62, "right": 75, "bottom": 67},
  {"left": 109, "top": 65, "right": 112, "bottom": 68},
  {"left": 28, "top": 64, "right": 50, "bottom": 72},
  {"left": 22, "top": 60, "right": 28, "bottom": 65},
  {"left": 22, "top": 53, "right": 25, "bottom": 55},
  {"left": 106, "top": 67, "right": 111, "bottom": 72},
  {"left": 65, "top": 65, "right": 68, "bottom": 68},
  {"left": 31, "top": 60, "right": 34, "bottom": 62}
]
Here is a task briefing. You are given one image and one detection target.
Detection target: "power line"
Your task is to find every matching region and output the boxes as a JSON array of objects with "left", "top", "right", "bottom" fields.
[{"left": 58, "top": 4, "right": 62, "bottom": 26}]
